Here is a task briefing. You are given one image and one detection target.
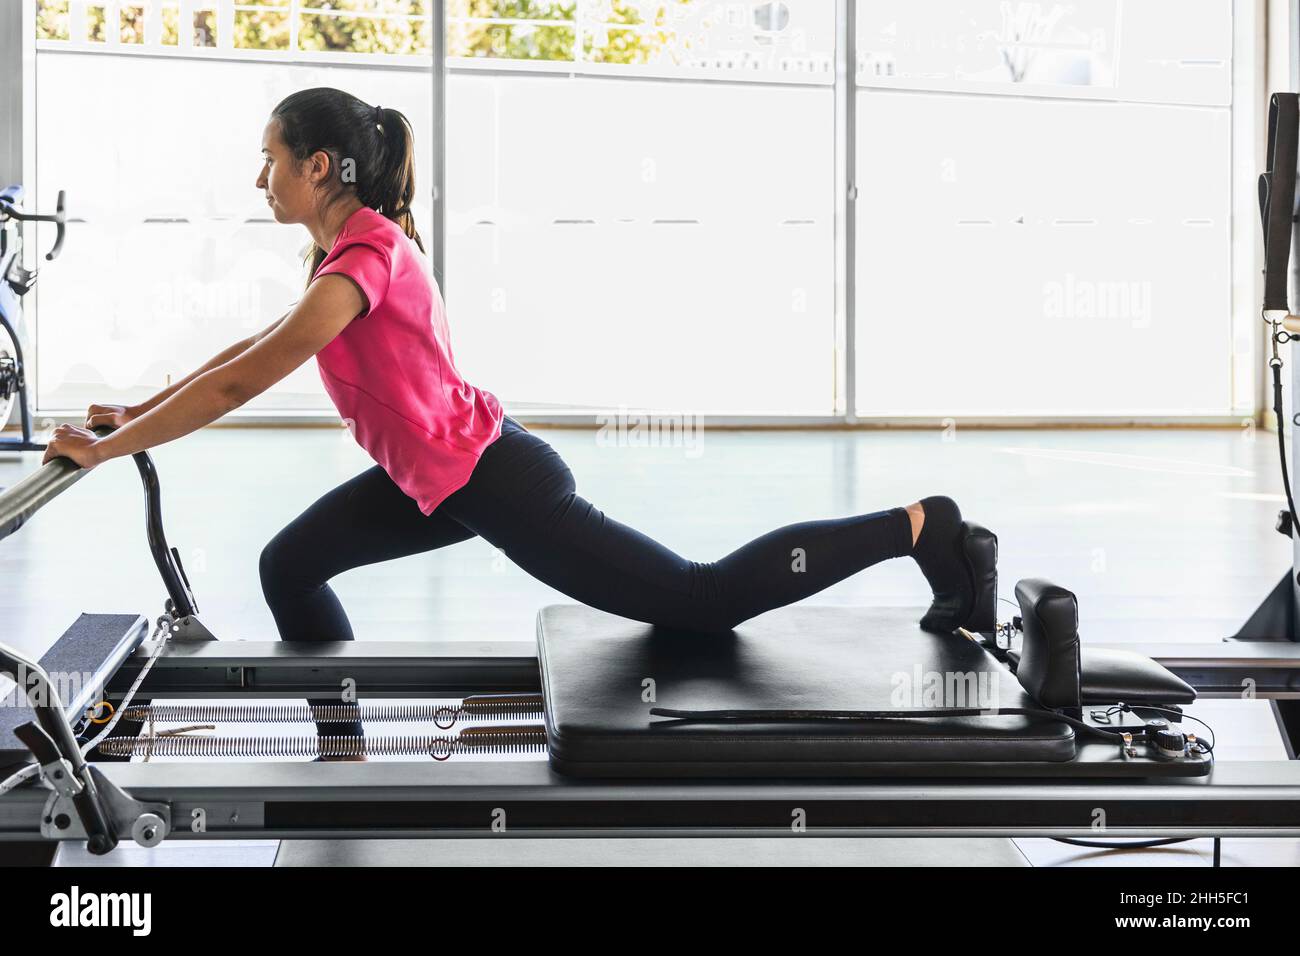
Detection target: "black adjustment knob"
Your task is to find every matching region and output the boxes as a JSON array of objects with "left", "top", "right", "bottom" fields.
[{"left": 1151, "top": 728, "right": 1188, "bottom": 759}]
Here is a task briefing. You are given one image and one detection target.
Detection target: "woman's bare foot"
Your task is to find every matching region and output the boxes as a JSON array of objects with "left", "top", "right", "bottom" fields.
[{"left": 906, "top": 501, "right": 925, "bottom": 547}]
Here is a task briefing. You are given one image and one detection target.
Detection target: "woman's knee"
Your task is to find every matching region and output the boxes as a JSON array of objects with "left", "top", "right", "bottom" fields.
[
  {"left": 646, "top": 596, "right": 742, "bottom": 634},
  {"left": 257, "top": 537, "right": 285, "bottom": 599},
  {"left": 689, "top": 605, "right": 745, "bottom": 634},
  {"left": 258, "top": 528, "right": 316, "bottom": 598}
]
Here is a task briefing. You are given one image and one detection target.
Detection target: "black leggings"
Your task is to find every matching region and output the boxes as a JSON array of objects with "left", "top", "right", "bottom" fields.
[{"left": 260, "top": 418, "right": 913, "bottom": 727}]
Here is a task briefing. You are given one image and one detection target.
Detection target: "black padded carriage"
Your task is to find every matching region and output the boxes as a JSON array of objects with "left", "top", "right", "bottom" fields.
[{"left": 536, "top": 603, "right": 1205, "bottom": 779}]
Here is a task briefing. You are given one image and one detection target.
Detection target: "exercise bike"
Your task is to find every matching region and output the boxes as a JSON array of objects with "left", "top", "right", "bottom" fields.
[{"left": 0, "top": 185, "right": 67, "bottom": 452}]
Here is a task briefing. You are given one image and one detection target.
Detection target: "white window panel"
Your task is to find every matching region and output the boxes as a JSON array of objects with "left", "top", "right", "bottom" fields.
[
  {"left": 446, "top": 73, "right": 835, "bottom": 414},
  {"left": 858, "top": 0, "right": 1231, "bottom": 107},
  {"left": 854, "top": 90, "right": 1231, "bottom": 417},
  {"left": 33, "top": 49, "right": 433, "bottom": 412}
]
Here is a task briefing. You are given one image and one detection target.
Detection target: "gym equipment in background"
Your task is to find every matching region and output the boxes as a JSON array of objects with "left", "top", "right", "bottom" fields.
[{"left": 0, "top": 185, "right": 67, "bottom": 452}]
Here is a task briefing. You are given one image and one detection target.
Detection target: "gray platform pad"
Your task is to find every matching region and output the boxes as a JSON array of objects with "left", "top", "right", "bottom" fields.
[{"left": 1, "top": 612, "right": 146, "bottom": 765}]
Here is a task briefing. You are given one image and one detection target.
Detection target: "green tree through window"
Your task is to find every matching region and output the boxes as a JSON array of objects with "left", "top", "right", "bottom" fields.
[{"left": 35, "top": 0, "right": 698, "bottom": 63}]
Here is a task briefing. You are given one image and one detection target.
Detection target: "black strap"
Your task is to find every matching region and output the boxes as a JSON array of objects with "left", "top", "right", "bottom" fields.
[
  {"left": 649, "top": 705, "right": 1126, "bottom": 744},
  {"left": 650, "top": 704, "right": 1216, "bottom": 755},
  {"left": 653, "top": 705, "right": 1041, "bottom": 721},
  {"left": 1261, "top": 94, "right": 1299, "bottom": 312}
]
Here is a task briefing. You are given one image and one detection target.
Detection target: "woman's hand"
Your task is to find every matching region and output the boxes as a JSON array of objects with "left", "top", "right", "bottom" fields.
[
  {"left": 41, "top": 424, "right": 107, "bottom": 469},
  {"left": 85, "top": 403, "right": 138, "bottom": 429}
]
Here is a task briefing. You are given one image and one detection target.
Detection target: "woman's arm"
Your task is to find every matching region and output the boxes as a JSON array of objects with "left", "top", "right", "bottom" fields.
[{"left": 43, "top": 276, "right": 364, "bottom": 467}]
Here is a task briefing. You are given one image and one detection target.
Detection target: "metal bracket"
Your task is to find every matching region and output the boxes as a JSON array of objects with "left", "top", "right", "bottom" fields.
[
  {"left": 40, "top": 764, "right": 170, "bottom": 848},
  {"left": 36, "top": 755, "right": 82, "bottom": 800},
  {"left": 167, "top": 613, "right": 217, "bottom": 643}
]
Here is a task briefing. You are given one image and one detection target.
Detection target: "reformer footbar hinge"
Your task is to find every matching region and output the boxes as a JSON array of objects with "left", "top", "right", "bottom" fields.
[
  {"left": 2, "top": 631, "right": 175, "bottom": 853},
  {"left": 37, "top": 763, "right": 171, "bottom": 848},
  {"left": 14, "top": 723, "right": 82, "bottom": 799}
]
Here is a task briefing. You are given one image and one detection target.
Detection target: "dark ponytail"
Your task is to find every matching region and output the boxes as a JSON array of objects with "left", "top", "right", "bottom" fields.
[{"left": 269, "top": 87, "right": 424, "bottom": 283}]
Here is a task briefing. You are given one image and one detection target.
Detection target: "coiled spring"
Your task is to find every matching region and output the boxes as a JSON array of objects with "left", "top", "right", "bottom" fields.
[
  {"left": 96, "top": 725, "right": 548, "bottom": 760},
  {"left": 120, "top": 694, "right": 545, "bottom": 729}
]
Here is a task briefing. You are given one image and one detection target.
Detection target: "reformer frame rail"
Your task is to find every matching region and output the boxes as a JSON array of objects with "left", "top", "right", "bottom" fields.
[
  {"left": 5, "top": 758, "right": 1300, "bottom": 841},
  {"left": 101, "top": 640, "right": 1300, "bottom": 702}
]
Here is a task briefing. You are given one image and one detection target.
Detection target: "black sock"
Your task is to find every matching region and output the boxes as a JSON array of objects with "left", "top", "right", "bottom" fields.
[{"left": 910, "top": 495, "right": 974, "bottom": 633}]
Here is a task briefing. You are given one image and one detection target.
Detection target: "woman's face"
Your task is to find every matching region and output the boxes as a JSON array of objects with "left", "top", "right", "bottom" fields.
[{"left": 256, "top": 119, "right": 326, "bottom": 224}]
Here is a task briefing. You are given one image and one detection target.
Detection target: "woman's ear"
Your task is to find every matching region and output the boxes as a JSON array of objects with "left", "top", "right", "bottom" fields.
[{"left": 308, "top": 149, "right": 333, "bottom": 185}]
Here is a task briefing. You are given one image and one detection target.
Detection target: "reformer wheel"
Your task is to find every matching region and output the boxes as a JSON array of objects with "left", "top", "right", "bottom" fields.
[{"left": 0, "top": 325, "right": 17, "bottom": 434}]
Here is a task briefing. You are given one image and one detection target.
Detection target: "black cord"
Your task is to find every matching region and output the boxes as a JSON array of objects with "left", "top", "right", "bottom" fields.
[
  {"left": 1089, "top": 703, "right": 1216, "bottom": 753},
  {"left": 650, "top": 703, "right": 1214, "bottom": 756},
  {"left": 1272, "top": 359, "right": 1300, "bottom": 535},
  {"left": 1052, "top": 837, "right": 1191, "bottom": 851},
  {"left": 652, "top": 702, "right": 1217, "bottom": 767}
]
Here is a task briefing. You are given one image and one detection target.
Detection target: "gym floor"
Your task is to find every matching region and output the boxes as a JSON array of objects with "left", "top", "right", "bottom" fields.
[{"left": 2, "top": 423, "right": 1296, "bottom": 867}]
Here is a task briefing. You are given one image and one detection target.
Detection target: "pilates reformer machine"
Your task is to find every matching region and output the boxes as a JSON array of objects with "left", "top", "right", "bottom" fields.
[
  {"left": 2, "top": 455, "right": 1299, "bottom": 865},
  {"left": 4, "top": 447, "right": 1300, "bottom": 864},
  {"left": 8, "top": 110, "right": 1300, "bottom": 866}
]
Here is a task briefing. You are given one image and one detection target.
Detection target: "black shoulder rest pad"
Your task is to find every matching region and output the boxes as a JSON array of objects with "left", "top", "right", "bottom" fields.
[
  {"left": 1013, "top": 578, "right": 1082, "bottom": 711},
  {"left": 1006, "top": 645, "right": 1196, "bottom": 707},
  {"left": 1010, "top": 579, "right": 1195, "bottom": 709},
  {"left": 1078, "top": 647, "right": 1195, "bottom": 706}
]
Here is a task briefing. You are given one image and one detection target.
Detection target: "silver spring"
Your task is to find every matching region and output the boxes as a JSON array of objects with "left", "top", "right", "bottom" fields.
[
  {"left": 119, "top": 694, "right": 545, "bottom": 729},
  {"left": 459, "top": 694, "right": 545, "bottom": 717},
  {"left": 95, "top": 725, "right": 548, "bottom": 759}
]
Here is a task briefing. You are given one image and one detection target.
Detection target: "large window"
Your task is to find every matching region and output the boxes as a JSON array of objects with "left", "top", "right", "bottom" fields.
[
  {"left": 27, "top": 1, "right": 1253, "bottom": 421},
  {"left": 854, "top": 0, "right": 1236, "bottom": 418},
  {"left": 32, "top": 1, "right": 434, "bottom": 413},
  {"left": 444, "top": 1, "right": 837, "bottom": 414}
]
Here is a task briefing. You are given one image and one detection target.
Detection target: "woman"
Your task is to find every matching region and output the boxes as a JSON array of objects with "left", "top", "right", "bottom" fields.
[{"left": 44, "top": 88, "right": 978, "bottom": 653}]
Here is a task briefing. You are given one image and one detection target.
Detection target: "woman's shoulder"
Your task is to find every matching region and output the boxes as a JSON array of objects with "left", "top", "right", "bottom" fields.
[
  {"left": 340, "top": 207, "right": 403, "bottom": 250},
  {"left": 318, "top": 209, "right": 404, "bottom": 278}
]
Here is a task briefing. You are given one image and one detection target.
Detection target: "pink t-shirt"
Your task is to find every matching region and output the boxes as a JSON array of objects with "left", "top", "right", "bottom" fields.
[{"left": 312, "top": 207, "right": 503, "bottom": 515}]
